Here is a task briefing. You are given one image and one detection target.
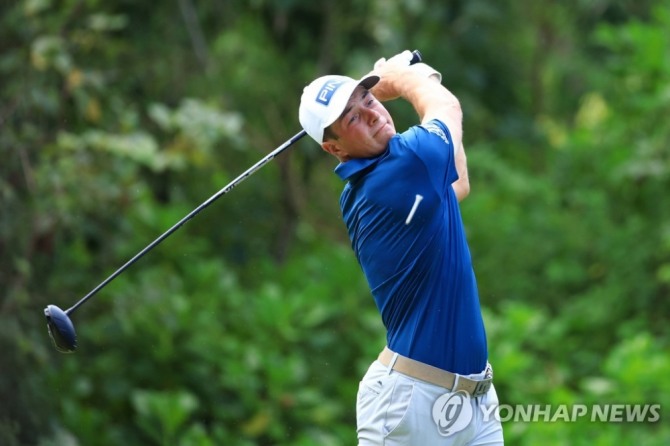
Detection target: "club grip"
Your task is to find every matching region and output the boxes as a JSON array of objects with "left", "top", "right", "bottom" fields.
[{"left": 409, "top": 50, "right": 423, "bottom": 65}]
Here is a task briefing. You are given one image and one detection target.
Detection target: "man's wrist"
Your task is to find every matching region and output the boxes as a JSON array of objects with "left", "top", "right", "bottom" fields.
[
  {"left": 371, "top": 68, "right": 429, "bottom": 102},
  {"left": 411, "top": 63, "right": 442, "bottom": 83}
]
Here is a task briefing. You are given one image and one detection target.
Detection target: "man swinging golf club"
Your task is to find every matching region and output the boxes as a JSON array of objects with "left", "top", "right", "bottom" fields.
[{"left": 299, "top": 51, "right": 504, "bottom": 444}]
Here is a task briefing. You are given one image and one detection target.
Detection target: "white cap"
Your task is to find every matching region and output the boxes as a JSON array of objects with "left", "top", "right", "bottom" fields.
[{"left": 299, "top": 74, "right": 380, "bottom": 144}]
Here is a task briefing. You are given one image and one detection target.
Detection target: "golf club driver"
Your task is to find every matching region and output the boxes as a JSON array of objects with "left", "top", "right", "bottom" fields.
[{"left": 45, "top": 50, "right": 423, "bottom": 353}]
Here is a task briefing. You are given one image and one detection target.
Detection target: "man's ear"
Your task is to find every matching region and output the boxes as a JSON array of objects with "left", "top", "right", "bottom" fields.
[{"left": 321, "top": 140, "right": 347, "bottom": 161}]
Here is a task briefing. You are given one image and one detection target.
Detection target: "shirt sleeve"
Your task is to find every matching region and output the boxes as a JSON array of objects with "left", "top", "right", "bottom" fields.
[{"left": 404, "top": 118, "right": 458, "bottom": 191}]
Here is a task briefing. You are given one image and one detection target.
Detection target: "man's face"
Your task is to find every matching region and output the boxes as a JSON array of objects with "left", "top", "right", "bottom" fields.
[{"left": 322, "top": 86, "right": 396, "bottom": 161}]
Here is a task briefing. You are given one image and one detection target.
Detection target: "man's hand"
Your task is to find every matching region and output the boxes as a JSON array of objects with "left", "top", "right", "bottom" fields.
[
  {"left": 369, "top": 51, "right": 443, "bottom": 102},
  {"left": 374, "top": 50, "right": 416, "bottom": 69}
]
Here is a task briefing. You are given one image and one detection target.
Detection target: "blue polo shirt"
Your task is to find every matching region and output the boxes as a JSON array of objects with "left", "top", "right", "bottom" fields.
[{"left": 335, "top": 119, "right": 487, "bottom": 375}]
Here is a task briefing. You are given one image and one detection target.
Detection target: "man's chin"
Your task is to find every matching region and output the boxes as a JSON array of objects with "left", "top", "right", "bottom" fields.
[{"left": 376, "top": 124, "right": 395, "bottom": 141}]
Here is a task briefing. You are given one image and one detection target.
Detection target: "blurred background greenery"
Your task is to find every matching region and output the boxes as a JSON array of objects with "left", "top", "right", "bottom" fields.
[{"left": 2, "top": 0, "right": 669, "bottom": 444}]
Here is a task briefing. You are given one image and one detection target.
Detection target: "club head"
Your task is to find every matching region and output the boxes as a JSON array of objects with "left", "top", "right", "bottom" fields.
[{"left": 44, "top": 305, "right": 77, "bottom": 353}]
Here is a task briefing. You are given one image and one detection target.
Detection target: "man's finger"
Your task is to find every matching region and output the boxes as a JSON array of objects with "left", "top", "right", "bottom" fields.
[{"left": 374, "top": 57, "right": 387, "bottom": 70}]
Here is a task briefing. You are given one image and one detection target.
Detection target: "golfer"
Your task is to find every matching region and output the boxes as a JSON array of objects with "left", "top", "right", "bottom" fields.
[{"left": 299, "top": 52, "right": 503, "bottom": 445}]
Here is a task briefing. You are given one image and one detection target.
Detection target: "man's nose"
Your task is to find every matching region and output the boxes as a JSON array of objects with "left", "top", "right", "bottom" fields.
[{"left": 365, "top": 107, "right": 380, "bottom": 124}]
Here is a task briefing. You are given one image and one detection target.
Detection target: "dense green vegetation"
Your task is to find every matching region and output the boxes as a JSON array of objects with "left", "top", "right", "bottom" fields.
[{"left": 2, "top": 0, "right": 668, "bottom": 444}]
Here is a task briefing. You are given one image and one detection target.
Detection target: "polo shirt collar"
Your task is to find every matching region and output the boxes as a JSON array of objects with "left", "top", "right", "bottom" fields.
[{"left": 334, "top": 149, "right": 389, "bottom": 181}]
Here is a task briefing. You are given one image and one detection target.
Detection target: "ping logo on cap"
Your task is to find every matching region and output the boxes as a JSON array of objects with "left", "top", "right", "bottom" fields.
[{"left": 316, "top": 79, "right": 345, "bottom": 105}]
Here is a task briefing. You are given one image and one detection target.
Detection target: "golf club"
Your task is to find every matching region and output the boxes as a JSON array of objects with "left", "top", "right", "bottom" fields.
[{"left": 45, "top": 50, "right": 423, "bottom": 353}]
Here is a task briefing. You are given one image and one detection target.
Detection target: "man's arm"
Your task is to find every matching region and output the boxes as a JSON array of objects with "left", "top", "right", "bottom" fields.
[
  {"left": 370, "top": 63, "right": 470, "bottom": 201},
  {"left": 452, "top": 142, "right": 470, "bottom": 201}
]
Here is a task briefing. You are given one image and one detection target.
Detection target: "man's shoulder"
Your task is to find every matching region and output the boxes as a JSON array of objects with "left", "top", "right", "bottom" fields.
[
  {"left": 417, "top": 119, "right": 451, "bottom": 146},
  {"left": 392, "top": 119, "right": 451, "bottom": 147}
]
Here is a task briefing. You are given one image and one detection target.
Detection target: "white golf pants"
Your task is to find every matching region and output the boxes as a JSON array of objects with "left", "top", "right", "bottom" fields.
[{"left": 356, "top": 360, "right": 504, "bottom": 445}]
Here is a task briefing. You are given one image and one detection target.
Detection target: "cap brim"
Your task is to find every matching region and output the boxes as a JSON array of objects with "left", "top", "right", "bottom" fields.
[{"left": 359, "top": 74, "right": 380, "bottom": 90}]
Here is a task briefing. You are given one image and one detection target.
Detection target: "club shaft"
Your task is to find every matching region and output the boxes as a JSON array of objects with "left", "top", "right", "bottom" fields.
[
  {"left": 66, "top": 129, "right": 307, "bottom": 315},
  {"left": 64, "top": 50, "right": 424, "bottom": 316}
]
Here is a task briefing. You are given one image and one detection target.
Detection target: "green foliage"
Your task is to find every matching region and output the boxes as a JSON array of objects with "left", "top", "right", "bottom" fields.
[
  {"left": 41, "top": 243, "right": 377, "bottom": 445},
  {"left": 132, "top": 389, "right": 200, "bottom": 444},
  {"left": 2, "top": 0, "right": 669, "bottom": 445}
]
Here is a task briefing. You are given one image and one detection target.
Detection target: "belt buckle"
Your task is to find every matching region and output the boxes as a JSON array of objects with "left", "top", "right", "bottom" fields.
[
  {"left": 471, "top": 379, "right": 492, "bottom": 397},
  {"left": 452, "top": 375, "right": 491, "bottom": 398}
]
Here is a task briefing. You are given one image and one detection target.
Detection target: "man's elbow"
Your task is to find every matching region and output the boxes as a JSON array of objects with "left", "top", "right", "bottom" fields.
[{"left": 453, "top": 179, "right": 471, "bottom": 202}]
